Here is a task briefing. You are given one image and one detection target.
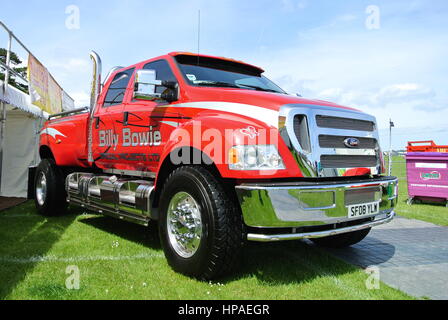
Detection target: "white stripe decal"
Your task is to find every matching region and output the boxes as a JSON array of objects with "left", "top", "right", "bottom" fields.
[
  {"left": 159, "top": 121, "right": 180, "bottom": 128},
  {"left": 162, "top": 101, "right": 279, "bottom": 128},
  {"left": 40, "top": 127, "right": 67, "bottom": 139},
  {"left": 416, "top": 163, "right": 446, "bottom": 169}
]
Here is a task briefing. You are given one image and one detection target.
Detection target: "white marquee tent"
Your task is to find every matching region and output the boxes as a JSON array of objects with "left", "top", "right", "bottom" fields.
[
  {"left": 0, "top": 80, "right": 48, "bottom": 198},
  {"left": 0, "top": 20, "right": 75, "bottom": 199}
]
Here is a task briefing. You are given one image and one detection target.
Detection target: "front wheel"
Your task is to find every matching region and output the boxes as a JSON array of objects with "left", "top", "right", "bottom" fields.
[
  {"left": 34, "top": 159, "right": 68, "bottom": 216},
  {"left": 311, "top": 228, "right": 371, "bottom": 248},
  {"left": 158, "top": 166, "right": 242, "bottom": 280}
]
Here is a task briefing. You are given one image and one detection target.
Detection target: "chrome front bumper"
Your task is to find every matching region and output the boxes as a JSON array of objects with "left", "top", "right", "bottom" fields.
[{"left": 235, "top": 176, "right": 398, "bottom": 242}]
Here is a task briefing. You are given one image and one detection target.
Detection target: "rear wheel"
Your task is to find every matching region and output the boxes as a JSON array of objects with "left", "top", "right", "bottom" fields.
[
  {"left": 311, "top": 228, "right": 371, "bottom": 248},
  {"left": 158, "top": 166, "right": 242, "bottom": 280},
  {"left": 34, "top": 159, "right": 68, "bottom": 216}
]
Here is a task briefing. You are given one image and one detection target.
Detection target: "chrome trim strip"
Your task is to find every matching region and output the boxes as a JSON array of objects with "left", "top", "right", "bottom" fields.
[
  {"left": 103, "top": 66, "right": 124, "bottom": 87},
  {"left": 319, "top": 148, "right": 377, "bottom": 156},
  {"left": 247, "top": 211, "right": 395, "bottom": 242},
  {"left": 236, "top": 177, "right": 398, "bottom": 191},
  {"left": 69, "top": 197, "right": 150, "bottom": 226},
  {"left": 48, "top": 107, "right": 89, "bottom": 120},
  {"left": 103, "top": 169, "right": 156, "bottom": 179},
  {"left": 315, "top": 128, "right": 376, "bottom": 138}
]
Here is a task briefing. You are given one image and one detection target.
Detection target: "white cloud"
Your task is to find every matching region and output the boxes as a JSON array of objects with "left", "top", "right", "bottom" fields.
[
  {"left": 255, "top": 21, "right": 448, "bottom": 136},
  {"left": 376, "top": 83, "right": 435, "bottom": 105},
  {"left": 47, "top": 58, "right": 90, "bottom": 74},
  {"left": 311, "top": 83, "right": 438, "bottom": 110},
  {"left": 337, "top": 14, "right": 357, "bottom": 22},
  {"left": 70, "top": 91, "right": 90, "bottom": 108},
  {"left": 281, "top": 0, "right": 307, "bottom": 12},
  {"left": 297, "top": 0, "right": 307, "bottom": 10}
]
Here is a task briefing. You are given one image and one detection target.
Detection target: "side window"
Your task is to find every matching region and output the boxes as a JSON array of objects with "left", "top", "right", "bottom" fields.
[
  {"left": 143, "top": 60, "right": 176, "bottom": 94},
  {"left": 103, "top": 68, "right": 135, "bottom": 107}
]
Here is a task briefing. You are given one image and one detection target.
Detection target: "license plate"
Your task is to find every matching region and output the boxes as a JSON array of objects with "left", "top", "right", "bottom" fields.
[{"left": 347, "top": 202, "right": 380, "bottom": 219}]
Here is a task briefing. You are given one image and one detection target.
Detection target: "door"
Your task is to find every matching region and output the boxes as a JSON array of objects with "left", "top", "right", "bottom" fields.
[
  {"left": 121, "top": 59, "right": 181, "bottom": 173},
  {"left": 92, "top": 67, "right": 135, "bottom": 170}
]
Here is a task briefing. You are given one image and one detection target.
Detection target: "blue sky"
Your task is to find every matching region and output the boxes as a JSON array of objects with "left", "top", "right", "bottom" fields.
[{"left": 1, "top": 0, "right": 447, "bottom": 149}]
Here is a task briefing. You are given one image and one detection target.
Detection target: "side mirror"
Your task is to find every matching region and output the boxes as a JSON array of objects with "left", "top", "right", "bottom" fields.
[
  {"left": 134, "top": 69, "right": 178, "bottom": 102},
  {"left": 134, "top": 69, "right": 161, "bottom": 101}
]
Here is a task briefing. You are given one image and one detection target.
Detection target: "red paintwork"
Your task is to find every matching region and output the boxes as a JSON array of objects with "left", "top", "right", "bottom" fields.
[
  {"left": 344, "top": 168, "right": 371, "bottom": 176},
  {"left": 407, "top": 141, "right": 448, "bottom": 153},
  {"left": 39, "top": 53, "right": 364, "bottom": 183}
]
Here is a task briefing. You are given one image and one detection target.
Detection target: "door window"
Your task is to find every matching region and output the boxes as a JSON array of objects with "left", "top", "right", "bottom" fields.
[
  {"left": 143, "top": 60, "right": 176, "bottom": 94},
  {"left": 103, "top": 68, "right": 135, "bottom": 107}
]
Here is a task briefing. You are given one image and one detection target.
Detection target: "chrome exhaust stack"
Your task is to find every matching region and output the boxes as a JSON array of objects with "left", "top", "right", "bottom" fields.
[
  {"left": 66, "top": 173, "right": 155, "bottom": 225},
  {"left": 88, "top": 51, "right": 102, "bottom": 163},
  {"left": 89, "top": 51, "right": 102, "bottom": 113}
]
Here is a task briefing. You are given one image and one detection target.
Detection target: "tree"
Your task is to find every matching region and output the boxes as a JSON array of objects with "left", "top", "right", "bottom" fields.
[{"left": 0, "top": 48, "right": 29, "bottom": 94}]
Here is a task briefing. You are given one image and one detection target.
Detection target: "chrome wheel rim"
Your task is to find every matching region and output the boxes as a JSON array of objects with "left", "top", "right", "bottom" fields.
[
  {"left": 167, "top": 192, "right": 203, "bottom": 258},
  {"left": 36, "top": 172, "right": 47, "bottom": 206}
]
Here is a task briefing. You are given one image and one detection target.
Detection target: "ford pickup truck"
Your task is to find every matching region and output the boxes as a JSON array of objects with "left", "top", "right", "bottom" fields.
[{"left": 33, "top": 51, "right": 398, "bottom": 279}]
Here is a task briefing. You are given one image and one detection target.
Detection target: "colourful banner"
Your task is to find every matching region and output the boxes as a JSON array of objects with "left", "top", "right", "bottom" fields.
[
  {"left": 48, "top": 74, "right": 62, "bottom": 114},
  {"left": 27, "top": 54, "right": 62, "bottom": 114},
  {"left": 62, "top": 90, "right": 75, "bottom": 111}
]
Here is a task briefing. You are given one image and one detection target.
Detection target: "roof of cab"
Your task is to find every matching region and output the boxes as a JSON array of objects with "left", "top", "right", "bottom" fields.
[
  {"left": 108, "top": 52, "right": 265, "bottom": 82},
  {"left": 168, "top": 51, "right": 265, "bottom": 74}
]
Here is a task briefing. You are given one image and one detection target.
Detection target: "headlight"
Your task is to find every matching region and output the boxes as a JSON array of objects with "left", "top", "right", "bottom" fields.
[{"left": 228, "top": 145, "right": 285, "bottom": 170}]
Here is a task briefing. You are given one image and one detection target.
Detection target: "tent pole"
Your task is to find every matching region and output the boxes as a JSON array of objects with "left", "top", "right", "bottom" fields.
[{"left": 0, "top": 31, "right": 12, "bottom": 194}]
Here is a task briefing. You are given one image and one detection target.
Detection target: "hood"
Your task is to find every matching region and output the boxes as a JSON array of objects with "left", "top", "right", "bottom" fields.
[{"left": 184, "top": 86, "right": 360, "bottom": 113}]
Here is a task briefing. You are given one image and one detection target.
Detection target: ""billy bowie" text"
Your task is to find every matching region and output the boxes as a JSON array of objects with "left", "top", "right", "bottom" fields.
[{"left": 99, "top": 128, "right": 162, "bottom": 149}]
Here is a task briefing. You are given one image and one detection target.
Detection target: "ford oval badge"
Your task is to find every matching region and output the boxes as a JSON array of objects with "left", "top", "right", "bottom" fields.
[{"left": 344, "top": 137, "right": 360, "bottom": 148}]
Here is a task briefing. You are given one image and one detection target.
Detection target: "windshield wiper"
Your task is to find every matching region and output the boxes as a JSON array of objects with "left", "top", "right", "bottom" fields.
[
  {"left": 194, "top": 81, "right": 240, "bottom": 88},
  {"left": 236, "top": 84, "right": 280, "bottom": 93},
  {"left": 194, "top": 80, "right": 281, "bottom": 93}
]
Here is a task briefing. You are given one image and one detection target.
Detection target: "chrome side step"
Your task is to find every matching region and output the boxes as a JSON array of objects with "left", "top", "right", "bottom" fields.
[{"left": 66, "top": 173, "right": 155, "bottom": 226}]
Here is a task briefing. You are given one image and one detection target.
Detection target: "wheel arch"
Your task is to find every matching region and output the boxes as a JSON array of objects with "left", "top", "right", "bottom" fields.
[
  {"left": 39, "top": 145, "right": 55, "bottom": 161},
  {"left": 151, "top": 146, "right": 234, "bottom": 217}
]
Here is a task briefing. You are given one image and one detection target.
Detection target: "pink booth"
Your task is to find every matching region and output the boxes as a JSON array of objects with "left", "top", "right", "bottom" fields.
[{"left": 406, "top": 151, "right": 448, "bottom": 206}]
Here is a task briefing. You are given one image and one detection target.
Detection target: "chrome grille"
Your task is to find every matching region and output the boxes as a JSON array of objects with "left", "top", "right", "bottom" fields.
[
  {"left": 293, "top": 115, "right": 311, "bottom": 152},
  {"left": 316, "top": 115, "right": 375, "bottom": 132},
  {"left": 320, "top": 155, "right": 378, "bottom": 168},
  {"left": 319, "top": 135, "right": 377, "bottom": 149},
  {"left": 279, "top": 104, "right": 383, "bottom": 178}
]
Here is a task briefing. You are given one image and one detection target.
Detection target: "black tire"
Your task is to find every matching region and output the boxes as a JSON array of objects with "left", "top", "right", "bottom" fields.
[
  {"left": 158, "top": 166, "right": 242, "bottom": 280},
  {"left": 311, "top": 228, "right": 371, "bottom": 248},
  {"left": 34, "top": 159, "right": 68, "bottom": 216}
]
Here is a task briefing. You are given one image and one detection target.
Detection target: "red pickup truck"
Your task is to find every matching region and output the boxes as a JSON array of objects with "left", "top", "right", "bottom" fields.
[{"left": 33, "top": 51, "right": 398, "bottom": 279}]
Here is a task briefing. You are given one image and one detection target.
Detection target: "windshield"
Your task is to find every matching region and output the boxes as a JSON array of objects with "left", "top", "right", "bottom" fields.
[{"left": 175, "top": 56, "right": 286, "bottom": 94}]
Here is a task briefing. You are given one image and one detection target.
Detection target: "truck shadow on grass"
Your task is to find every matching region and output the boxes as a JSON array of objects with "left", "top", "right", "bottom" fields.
[
  {"left": 232, "top": 240, "right": 369, "bottom": 286},
  {"left": 317, "top": 238, "right": 396, "bottom": 270},
  {"left": 0, "top": 202, "right": 80, "bottom": 299},
  {"left": 79, "top": 216, "right": 162, "bottom": 250},
  {"left": 79, "top": 215, "right": 373, "bottom": 286}
]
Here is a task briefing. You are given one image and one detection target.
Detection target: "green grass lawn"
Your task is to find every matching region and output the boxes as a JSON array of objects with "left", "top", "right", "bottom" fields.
[
  {"left": 0, "top": 201, "right": 413, "bottom": 300},
  {"left": 388, "top": 156, "right": 448, "bottom": 226}
]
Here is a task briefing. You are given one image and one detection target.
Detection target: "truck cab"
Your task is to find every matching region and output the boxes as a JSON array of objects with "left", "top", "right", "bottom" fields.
[{"left": 34, "top": 51, "right": 398, "bottom": 280}]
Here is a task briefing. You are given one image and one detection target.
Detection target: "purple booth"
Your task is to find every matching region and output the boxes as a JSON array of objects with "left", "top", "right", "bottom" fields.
[{"left": 406, "top": 152, "right": 448, "bottom": 206}]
